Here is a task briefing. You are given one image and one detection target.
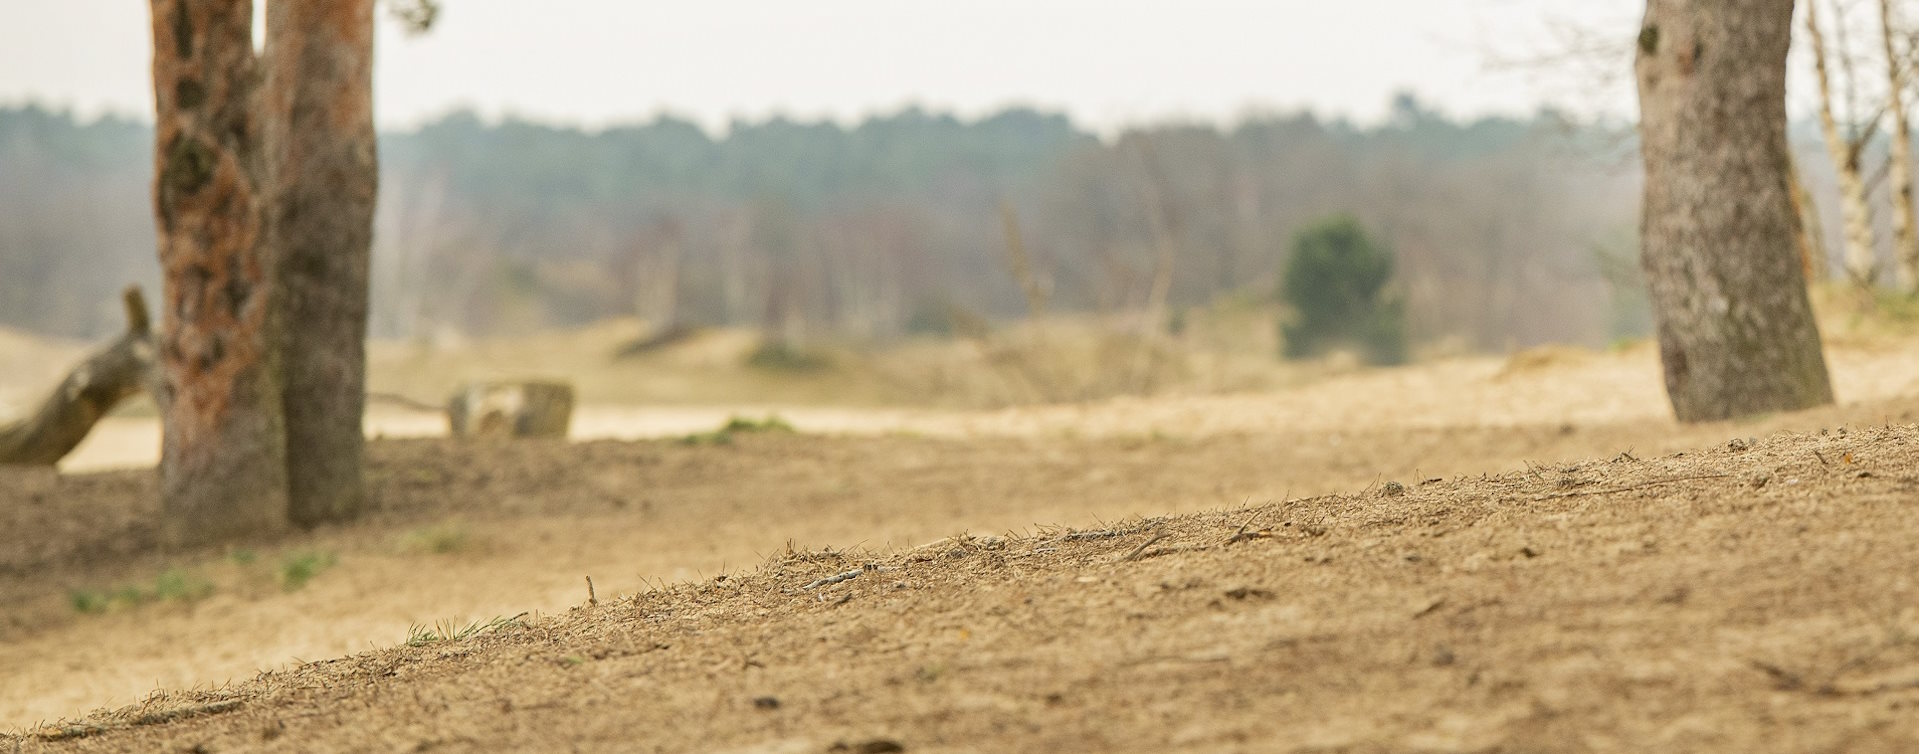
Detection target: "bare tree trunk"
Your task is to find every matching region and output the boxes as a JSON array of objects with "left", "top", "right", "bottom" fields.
[
  {"left": 1635, "top": 0, "right": 1835, "bottom": 422},
  {"left": 998, "top": 202, "right": 1050, "bottom": 319},
  {"left": 1806, "top": 0, "right": 1882, "bottom": 286},
  {"left": 1881, "top": 0, "right": 1918, "bottom": 290},
  {"left": 264, "top": 0, "right": 377, "bottom": 528},
  {"left": 1788, "top": 154, "right": 1830, "bottom": 280},
  {"left": 0, "top": 289, "right": 155, "bottom": 466},
  {"left": 1134, "top": 146, "right": 1178, "bottom": 339},
  {"left": 150, "top": 0, "right": 290, "bottom": 543}
]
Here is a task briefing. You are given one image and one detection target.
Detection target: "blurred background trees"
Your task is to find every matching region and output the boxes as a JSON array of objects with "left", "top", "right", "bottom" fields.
[{"left": 0, "top": 93, "right": 1909, "bottom": 357}]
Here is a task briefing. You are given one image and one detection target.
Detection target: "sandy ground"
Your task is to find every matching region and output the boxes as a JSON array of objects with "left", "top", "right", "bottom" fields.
[
  {"left": 7, "top": 415, "right": 1918, "bottom": 753},
  {"left": 45, "top": 337, "right": 1920, "bottom": 473},
  {"left": 0, "top": 331, "right": 1914, "bottom": 750}
]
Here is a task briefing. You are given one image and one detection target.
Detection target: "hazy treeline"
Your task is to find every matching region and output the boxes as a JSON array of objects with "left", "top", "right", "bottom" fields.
[
  {"left": 3, "top": 97, "right": 1656, "bottom": 351},
  {"left": 23, "top": 98, "right": 1899, "bottom": 352},
  {"left": 368, "top": 96, "right": 1648, "bottom": 352}
]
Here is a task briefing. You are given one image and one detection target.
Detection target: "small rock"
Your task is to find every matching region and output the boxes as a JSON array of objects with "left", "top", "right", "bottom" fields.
[
  {"left": 1727, "top": 437, "right": 1751, "bottom": 452},
  {"left": 1380, "top": 480, "right": 1407, "bottom": 497},
  {"left": 1520, "top": 546, "right": 1542, "bottom": 559},
  {"left": 752, "top": 696, "right": 780, "bottom": 710}
]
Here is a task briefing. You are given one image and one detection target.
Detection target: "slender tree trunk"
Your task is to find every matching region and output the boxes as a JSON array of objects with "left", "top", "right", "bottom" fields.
[
  {"left": 1634, "top": 0, "right": 1835, "bottom": 422},
  {"left": 1787, "top": 154, "right": 1830, "bottom": 280},
  {"left": 265, "top": 0, "right": 377, "bottom": 527},
  {"left": 998, "top": 202, "right": 1049, "bottom": 319},
  {"left": 150, "top": 0, "right": 290, "bottom": 543},
  {"left": 1881, "top": 0, "right": 1917, "bottom": 290},
  {"left": 1806, "top": 0, "right": 1882, "bottom": 286}
]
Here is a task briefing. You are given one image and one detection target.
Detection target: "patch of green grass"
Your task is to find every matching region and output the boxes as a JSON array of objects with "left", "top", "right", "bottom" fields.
[
  {"left": 67, "top": 567, "right": 213, "bottom": 614},
  {"left": 744, "top": 342, "right": 832, "bottom": 373},
  {"left": 400, "top": 524, "right": 470, "bottom": 555},
  {"left": 227, "top": 548, "right": 258, "bottom": 565},
  {"left": 278, "top": 551, "right": 338, "bottom": 592},
  {"left": 69, "top": 589, "right": 113, "bottom": 614},
  {"left": 679, "top": 414, "right": 795, "bottom": 445},
  {"left": 152, "top": 567, "right": 214, "bottom": 602},
  {"left": 406, "top": 615, "right": 522, "bottom": 647},
  {"left": 1870, "top": 288, "right": 1919, "bottom": 323},
  {"left": 721, "top": 415, "right": 794, "bottom": 433}
]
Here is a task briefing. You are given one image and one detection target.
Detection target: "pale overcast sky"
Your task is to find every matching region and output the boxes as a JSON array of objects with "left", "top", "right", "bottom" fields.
[{"left": 2, "top": 0, "right": 1661, "bottom": 134}]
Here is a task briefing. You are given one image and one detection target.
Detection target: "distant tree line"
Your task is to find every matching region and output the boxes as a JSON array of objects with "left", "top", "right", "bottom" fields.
[{"left": 0, "top": 97, "right": 1902, "bottom": 349}]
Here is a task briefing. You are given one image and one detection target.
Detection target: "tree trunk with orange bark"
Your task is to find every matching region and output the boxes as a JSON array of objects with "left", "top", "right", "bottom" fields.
[
  {"left": 149, "top": 0, "right": 291, "bottom": 543},
  {"left": 1633, "top": 0, "right": 1835, "bottom": 422},
  {"left": 146, "top": 0, "right": 382, "bottom": 545}
]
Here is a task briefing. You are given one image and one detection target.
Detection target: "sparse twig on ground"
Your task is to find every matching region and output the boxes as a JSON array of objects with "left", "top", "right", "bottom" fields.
[
  {"left": 1222, "top": 511, "right": 1273, "bottom": 546},
  {"left": 1532, "top": 473, "right": 1731, "bottom": 501},
  {"left": 802, "top": 569, "right": 864, "bottom": 590},
  {"left": 32, "top": 699, "right": 243, "bottom": 742},
  {"left": 1121, "top": 530, "right": 1170, "bottom": 562}
]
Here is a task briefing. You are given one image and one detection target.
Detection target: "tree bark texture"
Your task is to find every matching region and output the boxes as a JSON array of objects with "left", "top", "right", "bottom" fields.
[
  {"left": 0, "top": 289, "right": 155, "bottom": 466},
  {"left": 150, "top": 0, "right": 290, "bottom": 543},
  {"left": 1634, "top": 0, "right": 1836, "bottom": 422},
  {"left": 265, "top": 0, "right": 377, "bottom": 528}
]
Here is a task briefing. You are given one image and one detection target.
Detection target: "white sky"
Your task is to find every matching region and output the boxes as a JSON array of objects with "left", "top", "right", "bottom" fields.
[{"left": 0, "top": 0, "right": 1685, "bottom": 134}]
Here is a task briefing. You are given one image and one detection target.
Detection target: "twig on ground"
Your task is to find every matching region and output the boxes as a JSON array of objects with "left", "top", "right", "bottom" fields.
[
  {"left": 803, "top": 569, "right": 864, "bottom": 590},
  {"left": 586, "top": 576, "right": 598, "bottom": 606},
  {"left": 1532, "top": 473, "right": 1731, "bottom": 501},
  {"left": 1057, "top": 529, "right": 1123, "bottom": 543},
  {"left": 35, "top": 700, "right": 243, "bottom": 742},
  {"left": 1223, "top": 511, "right": 1273, "bottom": 546},
  {"left": 1121, "top": 530, "right": 1170, "bottom": 562}
]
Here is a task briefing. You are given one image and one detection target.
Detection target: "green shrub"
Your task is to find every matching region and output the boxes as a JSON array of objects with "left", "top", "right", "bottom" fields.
[{"left": 1277, "top": 214, "right": 1407, "bottom": 365}]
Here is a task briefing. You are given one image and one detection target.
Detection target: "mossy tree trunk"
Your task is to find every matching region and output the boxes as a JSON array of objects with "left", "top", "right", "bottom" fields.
[
  {"left": 265, "top": 0, "right": 377, "bottom": 527},
  {"left": 1634, "top": 0, "right": 1835, "bottom": 422},
  {"left": 149, "top": 0, "right": 291, "bottom": 543}
]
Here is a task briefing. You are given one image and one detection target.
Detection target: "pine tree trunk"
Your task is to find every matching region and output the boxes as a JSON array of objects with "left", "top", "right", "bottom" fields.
[
  {"left": 1634, "top": 0, "right": 1836, "bottom": 422},
  {"left": 149, "top": 0, "right": 290, "bottom": 543},
  {"left": 265, "top": 0, "right": 377, "bottom": 527}
]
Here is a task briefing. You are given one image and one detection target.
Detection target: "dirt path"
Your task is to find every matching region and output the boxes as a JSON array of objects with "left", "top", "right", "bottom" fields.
[{"left": 10, "top": 422, "right": 1916, "bottom": 752}]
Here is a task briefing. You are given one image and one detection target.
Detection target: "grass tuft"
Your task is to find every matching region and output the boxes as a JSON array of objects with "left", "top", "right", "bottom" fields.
[{"left": 406, "top": 615, "right": 522, "bottom": 647}]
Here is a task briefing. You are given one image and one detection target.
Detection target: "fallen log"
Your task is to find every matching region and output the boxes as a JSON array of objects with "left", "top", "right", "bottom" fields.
[{"left": 0, "top": 287, "right": 156, "bottom": 466}]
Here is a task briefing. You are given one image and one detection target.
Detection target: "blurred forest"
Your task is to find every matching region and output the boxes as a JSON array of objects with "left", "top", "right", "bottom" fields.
[{"left": 0, "top": 96, "right": 1905, "bottom": 352}]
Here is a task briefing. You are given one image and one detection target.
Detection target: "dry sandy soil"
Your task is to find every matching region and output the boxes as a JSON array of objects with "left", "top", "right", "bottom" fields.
[{"left": 0, "top": 325, "right": 1915, "bottom": 752}]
